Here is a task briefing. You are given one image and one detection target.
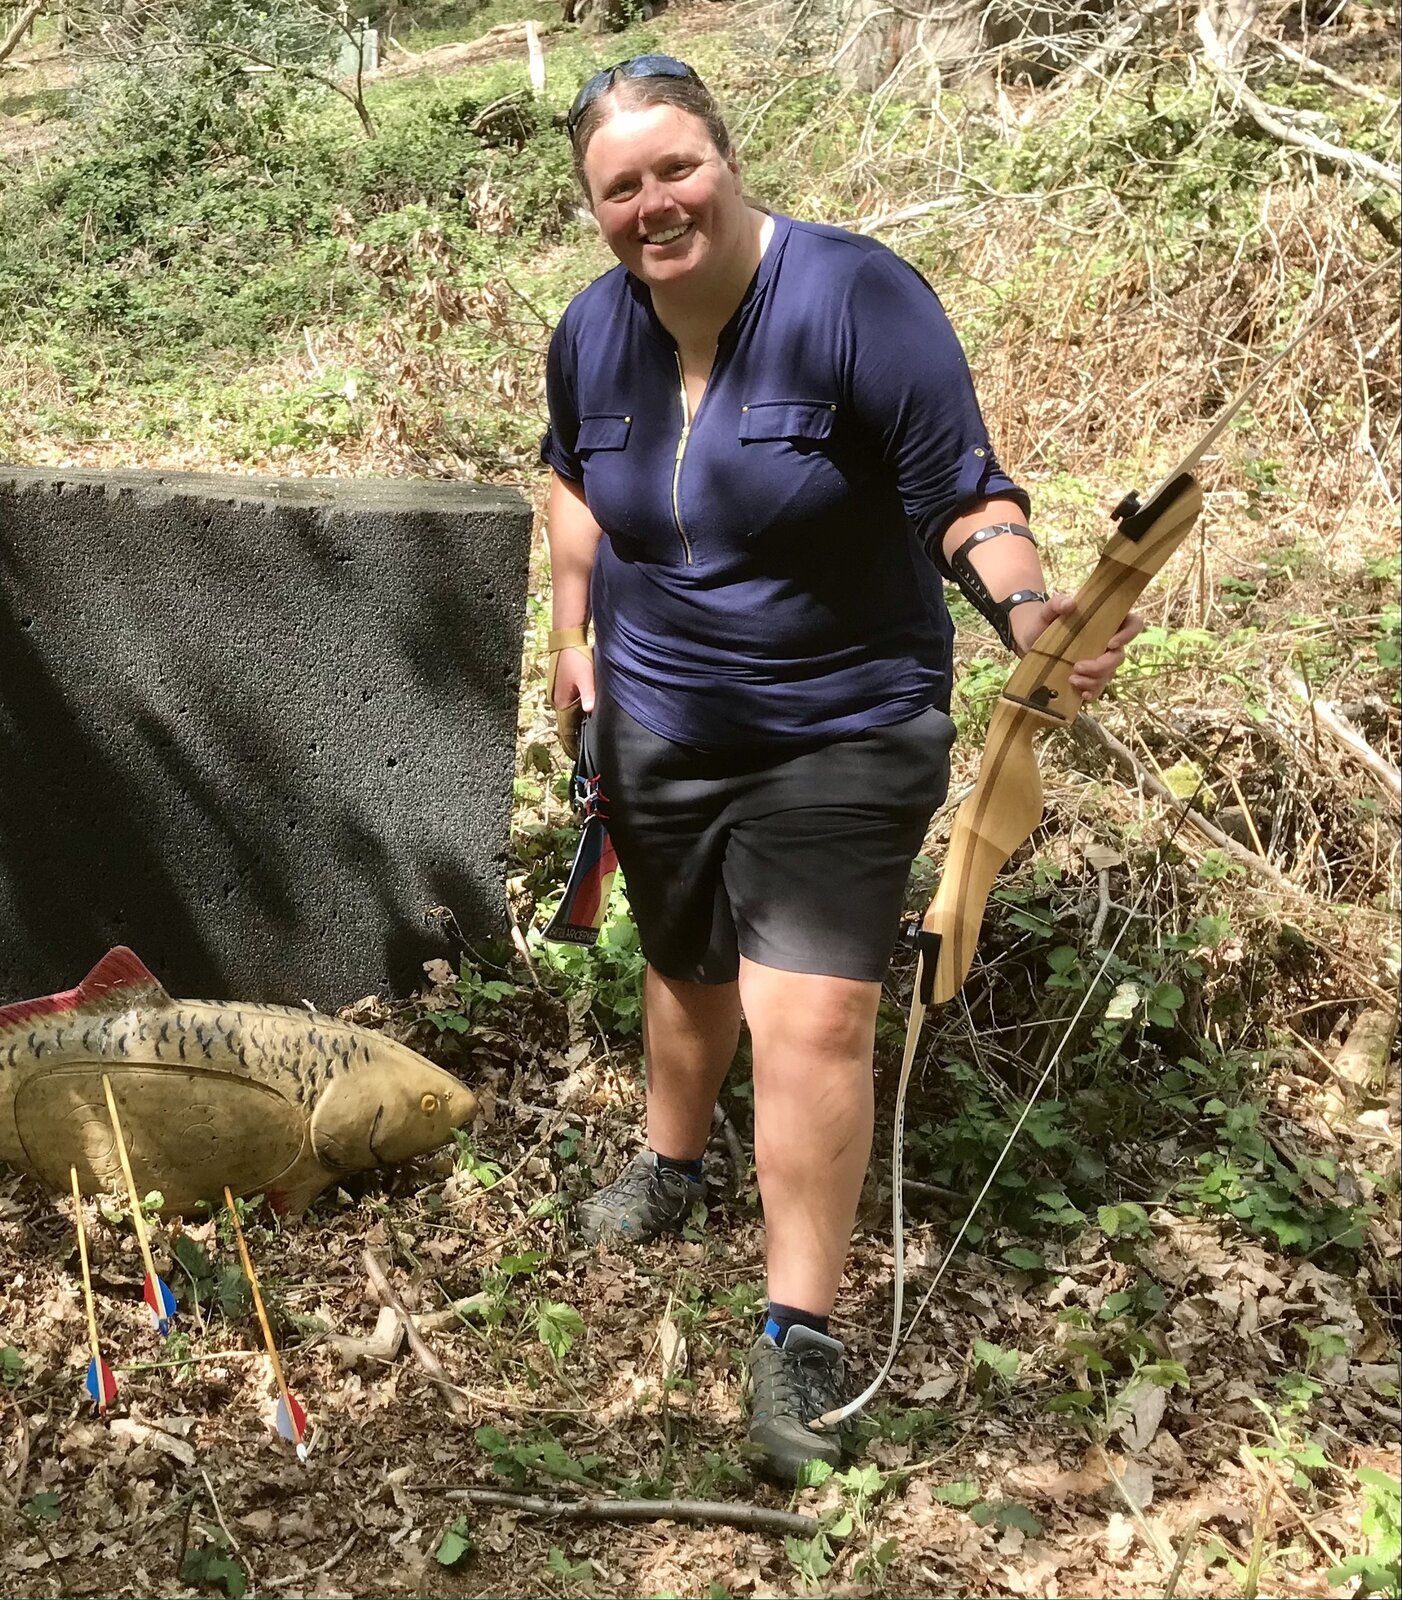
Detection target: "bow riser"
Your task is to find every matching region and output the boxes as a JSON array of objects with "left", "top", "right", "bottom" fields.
[{"left": 1001, "top": 477, "right": 1205, "bottom": 728}]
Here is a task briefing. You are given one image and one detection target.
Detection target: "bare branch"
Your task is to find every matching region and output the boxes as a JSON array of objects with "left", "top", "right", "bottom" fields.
[
  {"left": 1196, "top": 5, "right": 1402, "bottom": 192},
  {"left": 440, "top": 1486, "right": 821, "bottom": 1538}
]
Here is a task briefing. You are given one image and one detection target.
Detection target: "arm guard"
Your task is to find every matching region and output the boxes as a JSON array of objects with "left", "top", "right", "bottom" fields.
[{"left": 936, "top": 521, "right": 1047, "bottom": 652}]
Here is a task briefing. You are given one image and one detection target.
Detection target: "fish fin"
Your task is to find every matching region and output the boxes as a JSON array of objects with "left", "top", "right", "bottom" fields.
[
  {"left": 0, "top": 948, "right": 170, "bottom": 1030},
  {"left": 0, "top": 985, "right": 83, "bottom": 1029},
  {"left": 77, "top": 947, "right": 172, "bottom": 1007}
]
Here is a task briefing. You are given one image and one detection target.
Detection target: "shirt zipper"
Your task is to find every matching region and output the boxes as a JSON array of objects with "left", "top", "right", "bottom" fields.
[{"left": 671, "top": 353, "right": 694, "bottom": 566}]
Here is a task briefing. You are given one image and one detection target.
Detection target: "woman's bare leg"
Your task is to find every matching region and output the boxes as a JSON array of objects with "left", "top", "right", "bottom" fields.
[
  {"left": 738, "top": 960, "right": 879, "bottom": 1315},
  {"left": 642, "top": 965, "right": 743, "bottom": 1159}
]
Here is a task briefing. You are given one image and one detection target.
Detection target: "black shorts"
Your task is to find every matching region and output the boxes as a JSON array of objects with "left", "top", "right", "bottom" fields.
[{"left": 591, "top": 698, "right": 955, "bottom": 984}]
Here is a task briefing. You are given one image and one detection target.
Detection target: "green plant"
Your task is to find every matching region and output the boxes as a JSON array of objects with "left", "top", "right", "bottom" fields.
[
  {"left": 546, "top": 1546, "right": 594, "bottom": 1587},
  {"left": 171, "top": 1235, "right": 251, "bottom": 1320},
  {"left": 100, "top": 1188, "right": 165, "bottom": 1227},
  {"left": 536, "top": 1300, "right": 585, "bottom": 1362},
  {"left": 453, "top": 1135, "right": 505, "bottom": 1188},
  {"left": 532, "top": 887, "right": 648, "bottom": 1036},
  {"left": 24, "top": 1491, "right": 61, "bottom": 1523},
  {"left": 433, "top": 1518, "right": 474, "bottom": 1568},
  {"left": 181, "top": 1529, "right": 248, "bottom": 1598},
  {"left": 1328, "top": 1468, "right": 1401, "bottom": 1598},
  {"left": 0, "top": 1346, "right": 24, "bottom": 1387},
  {"left": 972, "top": 1338, "right": 1021, "bottom": 1389},
  {"left": 475, "top": 1424, "right": 603, "bottom": 1488}
]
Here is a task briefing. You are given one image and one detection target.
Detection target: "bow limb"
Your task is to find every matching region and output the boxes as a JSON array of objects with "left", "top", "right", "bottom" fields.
[
  {"left": 920, "top": 471, "right": 1205, "bottom": 1005},
  {"left": 921, "top": 696, "right": 1047, "bottom": 1005}
]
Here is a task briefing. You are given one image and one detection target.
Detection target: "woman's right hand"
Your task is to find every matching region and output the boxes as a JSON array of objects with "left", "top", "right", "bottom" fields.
[{"left": 552, "top": 645, "right": 596, "bottom": 758}]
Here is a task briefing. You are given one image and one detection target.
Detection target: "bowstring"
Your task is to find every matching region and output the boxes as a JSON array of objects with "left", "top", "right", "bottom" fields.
[
  {"left": 897, "top": 717, "right": 1238, "bottom": 1354},
  {"left": 816, "top": 718, "right": 1238, "bottom": 1429}
]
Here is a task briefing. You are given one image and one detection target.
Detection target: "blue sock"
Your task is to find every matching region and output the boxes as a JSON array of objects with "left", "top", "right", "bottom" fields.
[
  {"left": 653, "top": 1150, "right": 704, "bottom": 1183},
  {"left": 764, "top": 1302, "right": 830, "bottom": 1344}
]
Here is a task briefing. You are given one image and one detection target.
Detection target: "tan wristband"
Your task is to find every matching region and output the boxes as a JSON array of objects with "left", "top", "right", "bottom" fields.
[
  {"left": 547, "top": 626, "right": 591, "bottom": 655},
  {"left": 546, "top": 626, "right": 592, "bottom": 706}
]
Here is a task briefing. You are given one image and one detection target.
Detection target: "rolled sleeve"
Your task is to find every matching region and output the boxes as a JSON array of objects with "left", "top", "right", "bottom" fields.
[
  {"left": 838, "top": 252, "right": 1029, "bottom": 554},
  {"left": 540, "top": 314, "right": 585, "bottom": 484}
]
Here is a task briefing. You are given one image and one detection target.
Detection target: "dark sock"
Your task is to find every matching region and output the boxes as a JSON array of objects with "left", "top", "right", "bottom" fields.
[
  {"left": 652, "top": 1150, "right": 704, "bottom": 1183},
  {"left": 764, "top": 1302, "right": 830, "bottom": 1344}
]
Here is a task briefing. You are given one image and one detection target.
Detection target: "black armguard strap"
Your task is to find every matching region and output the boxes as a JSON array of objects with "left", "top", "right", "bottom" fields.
[{"left": 942, "top": 521, "right": 1046, "bottom": 651}]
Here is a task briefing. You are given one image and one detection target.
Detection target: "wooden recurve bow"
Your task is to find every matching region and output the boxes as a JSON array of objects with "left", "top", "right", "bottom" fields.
[{"left": 814, "top": 260, "right": 1399, "bottom": 1430}]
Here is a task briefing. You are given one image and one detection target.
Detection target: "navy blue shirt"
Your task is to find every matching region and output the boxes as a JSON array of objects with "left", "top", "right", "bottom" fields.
[{"left": 541, "top": 212, "right": 1029, "bottom": 749}]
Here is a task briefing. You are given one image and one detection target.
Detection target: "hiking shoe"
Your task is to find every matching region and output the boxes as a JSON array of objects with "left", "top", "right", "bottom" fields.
[
  {"left": 746, "top": 1325, "right": 854, "bottom": 1484},
  {"left": 576, "top": 1152, "right": 705, "bottom": 1245}
]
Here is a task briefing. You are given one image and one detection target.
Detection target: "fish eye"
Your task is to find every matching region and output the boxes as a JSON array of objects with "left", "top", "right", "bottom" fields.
[{"left": 421, "top": 1093, "right": 438, "bottom": 1114}]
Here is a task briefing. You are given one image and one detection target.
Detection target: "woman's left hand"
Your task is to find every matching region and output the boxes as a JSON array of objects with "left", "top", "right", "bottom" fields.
[{"left": 1010, "top": 594, "right": 1145, "bottom": 701}]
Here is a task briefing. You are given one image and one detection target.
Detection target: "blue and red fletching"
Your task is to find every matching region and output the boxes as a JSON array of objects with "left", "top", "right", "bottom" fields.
[
  {"left": 541, "top": 817, "right": 619, "bottom": 947},
  {"left": 143, "top": 1274, "right": 177, "bottom": 1335},
  {"left": 276, "top": 1392, "right": 308, "bottom": 1447},
  {"left": 85, "top": 1355, "right": 118, "bottom": 1409}
]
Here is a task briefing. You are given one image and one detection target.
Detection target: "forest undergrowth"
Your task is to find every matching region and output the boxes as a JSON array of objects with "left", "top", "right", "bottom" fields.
[{"left": 0, "top": 1, "right": 1398, "bottom": 1596}]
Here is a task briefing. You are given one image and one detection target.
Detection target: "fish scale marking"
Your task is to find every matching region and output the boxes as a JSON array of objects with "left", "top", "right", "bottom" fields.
[{"left": 0, "top": 947, "right": 477, "bottom": 1217}]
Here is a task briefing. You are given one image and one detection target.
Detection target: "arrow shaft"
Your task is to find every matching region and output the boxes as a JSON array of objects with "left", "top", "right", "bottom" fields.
[
  {"left": 100, "top": 1074, "right": 162, "bottom": 1291},
  {"left": 223, "top": 1187, "right": 299, "bottom": 1435},
  {"left": 69, "top": 1165, "right": 107, "bottom": 1400}
]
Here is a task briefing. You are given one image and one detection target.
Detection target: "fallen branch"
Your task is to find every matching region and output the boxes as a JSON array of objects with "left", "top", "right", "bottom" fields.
[
  {"left": 439, "top": 1486, "right": 819, "bottom": 1537},
  {"left": 371, "top": 20, "right": 555, "bottom": 82},
  {"left": 264, "top": 1529, "right": 360, "bottom": 1589},
  {"left": 1286, "top": 675, "right": 1401, "bottom": 802},
  {"left": 363, "top": 1249, "right": 472, "bottom": 1418},
  {"left": 1072, "top": 712, "right": 1308, "bottom": 897},
  {"left": 1261, "top": 36, "right": 1395, "bottom": 109},
  {"left": 1196, "top": 8, "right": 1402, "bottom": 192}
]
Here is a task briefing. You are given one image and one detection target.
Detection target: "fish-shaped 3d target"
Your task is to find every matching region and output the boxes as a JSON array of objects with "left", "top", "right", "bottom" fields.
[{"left": 0, "top": 948, "right": 477, "bottom": 1216}]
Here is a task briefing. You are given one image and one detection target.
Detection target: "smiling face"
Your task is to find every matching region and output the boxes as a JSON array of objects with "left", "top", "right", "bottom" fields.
[{"left": 581, "top": 100, "right": 750, "bottom": 296}]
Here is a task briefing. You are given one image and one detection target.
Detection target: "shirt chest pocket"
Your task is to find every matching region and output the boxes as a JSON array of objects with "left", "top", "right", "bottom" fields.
[
  {"left": 576, "top": 414, "right": 633, "bottom": 456},
  {"left": 737, "top": 399, "right": 853, "bottom": 534}
]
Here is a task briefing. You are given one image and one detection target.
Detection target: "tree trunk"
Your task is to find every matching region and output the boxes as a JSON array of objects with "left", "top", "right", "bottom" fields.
[
  {"left": 0, "top": 0, "right": 45, "bottom": 67},
  {"left": 814, "top": 0, "right": 1121, "bottom": 91}
]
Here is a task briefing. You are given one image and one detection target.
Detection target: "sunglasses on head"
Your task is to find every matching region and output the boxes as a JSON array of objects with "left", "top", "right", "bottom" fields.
[{"left": 566, "top": 54, "right": 697, "bottom": 139}]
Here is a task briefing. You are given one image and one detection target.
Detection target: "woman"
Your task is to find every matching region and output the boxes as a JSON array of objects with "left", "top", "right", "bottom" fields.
[{"left": 541, "top": 56, "right": 1139, "bottom": 1482}]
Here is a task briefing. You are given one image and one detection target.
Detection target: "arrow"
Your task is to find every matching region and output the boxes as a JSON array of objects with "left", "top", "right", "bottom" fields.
[
  {"left": 70, "top": 1166, "right": 118, "bottom": 1412},
  {"left": 100, "top": 1075, "right": 177, "bottom": 1336},
  {"left": 223, "top": 1187, "right": 309, "bottom": 1459}
]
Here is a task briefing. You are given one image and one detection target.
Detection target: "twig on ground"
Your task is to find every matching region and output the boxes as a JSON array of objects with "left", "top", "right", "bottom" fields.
[
  {"left": 1162, "top": 1513, "right": 1200, "bottom": 1599},
  {"left": 264, "top": 1529, "right": 361, "bottom": 1589},
  {"left": 1243, "top": 1445, "right": 1346, "bottom": 1565},
  {"left": 1260, "top": 37, "right": 1395, "bottom": 108},
  {"left": 438, "top": 1486, "right": 819, "bottom": 1537},
  {"left": 1073, "top": 712, "right": 1309, "bottom": 896},
  {"left": 1097, "top": 1445, "right": 1174, "bottom": 1566},
  {"left": 2, "top": 1395, "right": 29, "bottom": 1509},
  {"left": 1287, "top": 675, "right": 1402, "bottom": 801},
  {"left": 363, "top": 1249, "right": 472, "bottom": 1418}
]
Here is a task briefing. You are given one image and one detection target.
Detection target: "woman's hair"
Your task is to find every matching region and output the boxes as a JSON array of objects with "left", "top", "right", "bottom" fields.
[{"left": 570, "top": 71, "right": 734, "bottom": 198}]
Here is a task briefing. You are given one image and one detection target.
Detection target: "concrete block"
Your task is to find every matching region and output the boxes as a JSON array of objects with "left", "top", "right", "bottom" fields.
[{"left": 0, "top": 467, "right": 530, "bottom": 1005}]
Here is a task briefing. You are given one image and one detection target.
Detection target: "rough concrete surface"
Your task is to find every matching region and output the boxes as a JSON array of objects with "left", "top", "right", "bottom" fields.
[{"left": 0, "top": 467, "right": 531, "bottom": 1006}]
